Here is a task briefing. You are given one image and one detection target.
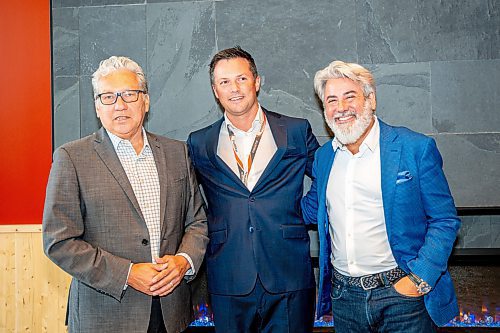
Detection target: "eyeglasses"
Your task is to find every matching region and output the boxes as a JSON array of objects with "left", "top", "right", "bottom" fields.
[{"left": 96, "top": 90, "right": 146, "bottom": 105}]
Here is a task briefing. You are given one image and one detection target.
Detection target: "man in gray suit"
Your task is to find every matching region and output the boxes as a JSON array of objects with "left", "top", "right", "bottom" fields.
[{"left": 43, "top": 56, "right": 209, "bottom": 333}]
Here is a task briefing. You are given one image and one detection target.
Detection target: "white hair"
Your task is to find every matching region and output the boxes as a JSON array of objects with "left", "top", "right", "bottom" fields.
[
  {"left": 91, "top": 56, "right": 148, "bottom": 97},
  {"left": 313, "top": 60, "right": 375, "bottom": 103}
]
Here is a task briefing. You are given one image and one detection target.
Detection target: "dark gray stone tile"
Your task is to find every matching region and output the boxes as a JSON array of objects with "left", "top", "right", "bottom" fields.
[
  {"left": 457, "top": 215, "right": 492, "bottom": 248},
  {"left": 80, "top": 75, "right": 101, "bottom": 137},
  {"left": 79, "top": 5, "right": 147, "bottom": 75},
  {"left": 316, "top": 136, "right": 332, "bottom": 146},
  {"left": 356, "top": 0, "right": 500, "bottom": 63},
  {"left": 52, "top": 7, "right": 79, "bottom": 76},
  {"left": 215, "top": 0, "right": 357, "bottom": 130},
  {"left": 431, "top": 60, "right": 500, "bottom": 133},
  {"left": 54, "top": 76, "right": 81, "bottom": 148},
  {"left": 309, "top": 230, "right": 319, "bottom": 257},
  {"left": 258, "top": 90, "right": 329, "bottom": 137},
  {"left": 367, "top": 62, "right": 433, "bottom": 134},
  {"left": 52, "top": 0, "right": 92, "bottom": 7},
  {"left": 52, "top": 0, "right": 81, "bottom": 8},
  {"left": 433, "top": 133, "right": 500, "bottom": 208},
  {"left": 147, "top": 0, "right": 205, "bottom": 2},
  {"left": 146, "top": 2, "right": 219, "bottom": 141},
  {"left": 454, "top": 219, "right": 466, "bottom": 248},
  {"left": 492, "top": 215, "right": 500, "bottom": 248},
  {"left": 91, "top": 0, "right": 144, "bottom": 5}
]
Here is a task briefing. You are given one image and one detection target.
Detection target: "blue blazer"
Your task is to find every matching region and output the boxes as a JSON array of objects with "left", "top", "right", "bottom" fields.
[
  {"left": 301, "top": 120, "right": 461, "bottom": 326},
  {"left": 187, "top": 109, "right": 320, "bottom": 295}
]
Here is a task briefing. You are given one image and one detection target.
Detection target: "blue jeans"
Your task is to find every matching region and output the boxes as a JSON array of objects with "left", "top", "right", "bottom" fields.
[{"left": 331, "top": 272, "right": 437, "bottom": 333}]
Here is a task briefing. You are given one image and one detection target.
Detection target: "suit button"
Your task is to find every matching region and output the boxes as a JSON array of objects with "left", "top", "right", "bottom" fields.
[
  {"left": 249, "top": 197, "right": 255, "bottom": 202},
  {"left": 249, "top": 227, "right": 254, "bottom": 233},
  {"left": 142, "top": 239, "right": 149, "bottom": 246}
]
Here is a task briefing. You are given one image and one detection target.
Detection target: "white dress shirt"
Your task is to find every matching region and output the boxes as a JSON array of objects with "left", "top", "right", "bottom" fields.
[
  {"left": 217, "top": 106, "right": 277, "bottom": 191},
  {"left": 326, "top": 117, "right": 397, "bottom": 277}
]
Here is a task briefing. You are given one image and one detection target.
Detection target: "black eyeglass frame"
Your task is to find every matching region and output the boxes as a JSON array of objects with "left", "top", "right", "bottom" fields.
[{"left": 96, "top": 89, "right": 147, "bottom": 105}]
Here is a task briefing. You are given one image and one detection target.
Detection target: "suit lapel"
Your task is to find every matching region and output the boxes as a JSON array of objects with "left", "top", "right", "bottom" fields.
[
  {"left": 93, "top": 128, "right": 146, "bottom": 223},
  {"left": 205, "top": 118, "right": 248, "bottom": 191},
  {"left": 148, "top": 132, "right": 168, "bottom": 233},
  {"left": 319, "top": 143, "right": 336, "bottom": 243},
  {"left": 379, "top": 120, "right": 401, "bottom": 234},
  {"left": 319, "top": 143, "right": 336, "bottom": 209},
  {"left": 251, "top": 109, "right": 287, "bottom": 192}
]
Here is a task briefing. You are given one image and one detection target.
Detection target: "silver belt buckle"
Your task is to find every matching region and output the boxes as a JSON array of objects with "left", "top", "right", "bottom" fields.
[{"left": 360, "top": 275, "right": 376, "bottom": 290}]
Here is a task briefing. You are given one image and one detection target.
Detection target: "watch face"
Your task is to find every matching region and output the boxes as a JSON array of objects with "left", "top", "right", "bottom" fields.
[{"left": 418, "top": 282, "right": 432, "bottom": 294}]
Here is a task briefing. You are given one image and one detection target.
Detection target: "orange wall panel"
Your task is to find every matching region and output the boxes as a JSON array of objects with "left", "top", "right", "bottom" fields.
[{"left": 0, "top": 2, "right": 52, "bottom": 224}]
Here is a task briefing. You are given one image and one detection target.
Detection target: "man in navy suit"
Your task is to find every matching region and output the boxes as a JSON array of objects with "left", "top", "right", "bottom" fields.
[
  {"left": 187, "top": 46, "right": 319, "bottom": 332},
  {"left": 302, "top": 60, "right": 461, "bottom": 332}
]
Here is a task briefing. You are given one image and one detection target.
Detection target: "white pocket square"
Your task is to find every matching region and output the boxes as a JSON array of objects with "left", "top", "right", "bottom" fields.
[{"left": 396, "top": 170, "right": 413, "bottom": 184}]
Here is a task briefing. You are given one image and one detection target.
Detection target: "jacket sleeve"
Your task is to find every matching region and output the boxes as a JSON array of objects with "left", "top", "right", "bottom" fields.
[
  {"left": 42, "top": 147, "right": 131, "bottom": 300},
  {"left": 175, "top": 143, "right": 209, "bottom": 280},
  {"left": 406, "top": 138, "right": 461, "bottom": 287},
  {"left": 304, "top": 120, "right": 320, "bottom": 179},
  {"left": 301, "top": 148, "right": 321, "bottom": 226}
]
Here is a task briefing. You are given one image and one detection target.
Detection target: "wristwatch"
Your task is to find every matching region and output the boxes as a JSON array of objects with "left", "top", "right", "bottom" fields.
[{"left": 407, "top": 272, "right": 432, "bottom": 294}]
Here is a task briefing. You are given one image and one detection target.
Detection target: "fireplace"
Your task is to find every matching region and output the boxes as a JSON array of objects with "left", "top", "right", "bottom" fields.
[
  {"left": 185, "top": 260, "right": 500, "bottom": 332},
  {"left": 185, "top": 211, "right": 500, "bottom": 332},
  {"left": 443, "top": 251, "right": 500, "bottom": 331}
]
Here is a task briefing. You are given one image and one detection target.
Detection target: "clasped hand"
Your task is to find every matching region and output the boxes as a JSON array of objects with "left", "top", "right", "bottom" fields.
[{"left": 127, "top": 255, "right": 190, "bottom": 296}]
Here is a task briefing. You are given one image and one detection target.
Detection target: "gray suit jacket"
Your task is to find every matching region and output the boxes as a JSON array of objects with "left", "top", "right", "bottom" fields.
[{"left": 43, "top": 127, "right": 208, "bottom": 333}]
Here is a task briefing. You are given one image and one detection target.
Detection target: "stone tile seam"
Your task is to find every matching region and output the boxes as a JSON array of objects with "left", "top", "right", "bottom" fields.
[
  {"left": 56, "top": 0, "right": 216, "bottom": 9},
  {"left": 430, "top": 132, "right": 500, "bottom": 135},
  {"left": 213, "top": 0, "right": 218, "bottom": 51},
  {"left": 78, "top": 4, "right": 145, "bottom": 9}
]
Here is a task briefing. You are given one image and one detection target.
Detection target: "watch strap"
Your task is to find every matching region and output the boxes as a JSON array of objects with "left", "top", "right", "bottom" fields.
[{"left": 408, "top": 272, "right": 432, "bottom": 294}]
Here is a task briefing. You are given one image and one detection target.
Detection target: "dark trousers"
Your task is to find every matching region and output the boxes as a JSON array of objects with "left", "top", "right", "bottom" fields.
[
  {"left": 210, "top": 278, "right": 315, "bottom": 333},
  {"left": 147, "top": 296, "right": 167, "bottom": 333}
]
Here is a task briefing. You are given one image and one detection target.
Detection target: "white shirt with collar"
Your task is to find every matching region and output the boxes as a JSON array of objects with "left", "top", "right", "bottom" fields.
[
  {"left": 107, "top": 128, "right": 194, "bottom": 286},
  {"left": 326, "top": 116, "right": 397, "bottom": 277},
  {"left": 217, "top": 105, "right": 277, "bottom": 191}
]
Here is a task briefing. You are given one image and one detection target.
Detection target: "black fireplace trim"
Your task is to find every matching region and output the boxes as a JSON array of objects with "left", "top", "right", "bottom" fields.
[
  {"left": 456, "top": 207, "right": 500, "bottom": 215},
  {"left": 449, "top": 248, "right": 500, "bottom": 266}
]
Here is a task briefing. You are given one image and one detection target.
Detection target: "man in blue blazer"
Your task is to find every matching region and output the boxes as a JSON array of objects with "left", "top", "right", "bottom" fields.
[
  {"left": 187, "top": 47, "right": 319, "bottom": 332},
  {"left": 302, "top": 60, "right": 461, "bottom": 332}
]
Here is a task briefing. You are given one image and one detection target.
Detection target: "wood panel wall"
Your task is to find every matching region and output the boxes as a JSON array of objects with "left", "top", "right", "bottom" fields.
[{"left": 0, "top": 225, "right": 70, "bottom": 333}]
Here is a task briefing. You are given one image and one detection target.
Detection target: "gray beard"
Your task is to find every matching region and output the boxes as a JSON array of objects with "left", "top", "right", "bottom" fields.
[{"left": 325, "top": 101, "right": 374, "bottom": 145}]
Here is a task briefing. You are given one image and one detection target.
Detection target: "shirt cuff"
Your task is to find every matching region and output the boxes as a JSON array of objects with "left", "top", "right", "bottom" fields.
[
  {"left": 124, "top": 262, "right": 133, "bottom": 290},
  {"left": 176, "top": 253, "right": 195, "bottom": 276}
]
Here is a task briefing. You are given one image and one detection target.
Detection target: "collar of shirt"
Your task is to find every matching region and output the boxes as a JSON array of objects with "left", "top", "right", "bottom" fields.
[
  {"left": 332, "top": 116, "right": 380, "bottom": 155},
  {"left": 106, "top": 128, "right": 152, "bottom": 156},
  {"left": 223, "top": 104, "right": 264, "bottom": 136}
]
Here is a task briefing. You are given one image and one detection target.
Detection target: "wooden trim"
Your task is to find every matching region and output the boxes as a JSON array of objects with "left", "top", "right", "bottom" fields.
[{"left": 0, "top": 224, "right": 42, "bottom": 233}]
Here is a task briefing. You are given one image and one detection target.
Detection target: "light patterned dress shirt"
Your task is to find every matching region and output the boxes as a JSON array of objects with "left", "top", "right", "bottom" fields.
[
  {"left": 107, "top": 129, "right": 194, "bottom": 278},
  {"left": 108, "top": 129, "right": 162, "bottom": 262}
]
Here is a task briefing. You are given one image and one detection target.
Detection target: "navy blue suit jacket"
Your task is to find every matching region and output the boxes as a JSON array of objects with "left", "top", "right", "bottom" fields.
[
  {"left": 187, "top": 108, "right": 320, "bottom": 295},
  {"left": 301, "top": 120, "right": 461, "bottom": 326}
]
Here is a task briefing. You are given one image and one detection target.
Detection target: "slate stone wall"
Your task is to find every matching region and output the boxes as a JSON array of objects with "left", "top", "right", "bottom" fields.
[{"left": 52, "top": 0, "right": 500, "bottom": 247}]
